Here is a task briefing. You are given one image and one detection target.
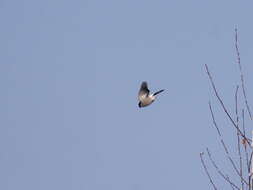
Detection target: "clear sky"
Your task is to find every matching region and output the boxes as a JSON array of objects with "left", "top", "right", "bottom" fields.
[{"left": 2, "top": 0, "right": 253, "bottom": 189}]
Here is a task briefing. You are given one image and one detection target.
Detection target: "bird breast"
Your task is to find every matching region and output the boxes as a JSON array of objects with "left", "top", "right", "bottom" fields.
[{"left": 141, "top": 95, "right": 155, "bottom": 106}]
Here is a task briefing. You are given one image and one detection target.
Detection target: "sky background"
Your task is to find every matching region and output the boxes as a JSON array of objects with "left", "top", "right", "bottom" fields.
[{"left": 2, "top": 0, "right": 253, "bottom": 189}]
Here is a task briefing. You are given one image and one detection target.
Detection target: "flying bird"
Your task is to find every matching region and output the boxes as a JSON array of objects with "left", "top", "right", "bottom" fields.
[{"left": 138, "top": 81, "right": 164, "bottom": 108}]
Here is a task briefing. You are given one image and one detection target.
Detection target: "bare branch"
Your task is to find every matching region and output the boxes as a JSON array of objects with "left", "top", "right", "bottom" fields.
[
  {"left": 242, "top": 109, "right": 250, "bottom": 174},
  {"left": 209, "top": 102, "right": 249, "bottom": 185},
  {"left": 241, "top": 109, "right": 251, "bottom": 190},
  {"left": 235, "top": 85, "right": 239, "bottom": 126},
  {"left": 205, "top": 64, "right": 251, "bottom": 146},
  {"left": 200, "top": 152, "right": 218, "bottom": 190},
  {"left": 235, "top": 85, "right": 244, "bottom": 189},
  {"left": 235, "top": 28, "right": 252, "bottom": 120},
  {"left": 227, "top": 175, "right": 236, "bottom": 190},
  {"left": 206, "top": 148, "right": 240, "bottom": 190},
  {"left": 202, "top": 29, "right": 253, "bottom": 190},
  {"left": 249, "top": 148, "right": 253, "bottom": 189}
]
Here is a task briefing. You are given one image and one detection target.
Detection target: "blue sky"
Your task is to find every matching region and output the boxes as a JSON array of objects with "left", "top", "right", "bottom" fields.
[{"left": 2, "top": 0, "right": 253, "bottom": 189}]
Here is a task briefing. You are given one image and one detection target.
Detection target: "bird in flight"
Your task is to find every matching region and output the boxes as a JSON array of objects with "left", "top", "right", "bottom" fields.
[{"left": 138, "top": 81, "right": 164, "bottom": 108}]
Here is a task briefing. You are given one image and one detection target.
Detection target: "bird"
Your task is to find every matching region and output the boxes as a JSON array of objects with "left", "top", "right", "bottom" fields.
[{"left": 138, "top": 81, "right": 164, "bottom": 108}]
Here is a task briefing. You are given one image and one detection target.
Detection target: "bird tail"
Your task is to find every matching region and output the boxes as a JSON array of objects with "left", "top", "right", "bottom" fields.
[{"left": 153, "top": 89, "right": 164, "bottom": 96}]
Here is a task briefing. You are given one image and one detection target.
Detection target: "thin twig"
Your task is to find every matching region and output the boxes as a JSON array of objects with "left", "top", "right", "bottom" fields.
[
  {"left": 235, "top": 85, "right": 239, "bottom": 125},
  {"left": 235, "top": 28, "right": 252, "bottom": 120},
  {"left": 200, "top": 152, "right": 218, "bottom": 190},
  {"left": 237, "top": 125, "right": 244, "bottom": 190},
  {"left": 235, "top": 85, "right": 244, "bottom": 189},
  {"left": 227, "top": 175, "right": 235, "bottom": 190},
  {"left": 205, "top": 64, "right": 251, "bottom": 146},
  {"left": 209, "top": 102, "right": 249, "bottom": 185},
  {"left": 242, "top": 109, "right": 250, "bottom": 169},
  {"left": 242, "top": 109, "right": 250, "bottom": 189},
  {"left": 249, "top": 147, "right": 253, "bottom": 189},
  {"left": 206, "top": 148, "right": 240, "bottom": 190}
]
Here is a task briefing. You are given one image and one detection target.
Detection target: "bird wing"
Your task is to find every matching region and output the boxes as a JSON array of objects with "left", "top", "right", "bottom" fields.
[{"left": 138, "top": 81, "right": 149, "bottom": 101}]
